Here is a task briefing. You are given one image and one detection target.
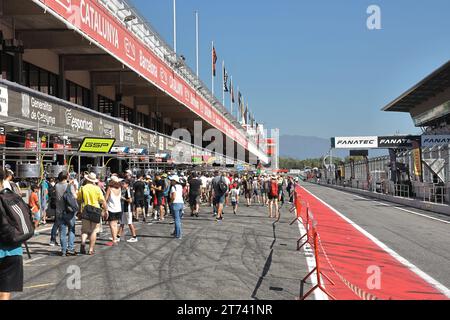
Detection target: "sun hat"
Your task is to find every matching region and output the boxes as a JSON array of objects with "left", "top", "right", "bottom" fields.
[
  {"left": 85, "top": 172, "right": 99, "bottom": 183},
  {"left": 110, "top": 176, "right": 123, "bottom": 183},
  {"left": 169, "top": 175, "right": 180, "bottom": 183}
]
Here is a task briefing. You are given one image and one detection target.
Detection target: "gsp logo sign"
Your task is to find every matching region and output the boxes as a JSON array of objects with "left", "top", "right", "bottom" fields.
[{"left": 78, "top": 138, "right": 116, "bottom": 153}]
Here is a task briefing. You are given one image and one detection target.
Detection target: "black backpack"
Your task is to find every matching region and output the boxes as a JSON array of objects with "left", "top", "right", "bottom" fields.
[
  {"left": 0, "top": 188, "right": 35, "bottom": 246},
  {"left": 63, "top": 184, "right": 79, "bottom": 220},
  {"left": 218, "top": 176, "right": 228, "bottom": 195},
  {"left": 48, "top": 183, "right": 57, "bottom": 209}
]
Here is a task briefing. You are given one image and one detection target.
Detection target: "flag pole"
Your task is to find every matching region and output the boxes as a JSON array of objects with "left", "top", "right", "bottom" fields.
[
  {"left": 230, "top": 76, "right": 233, "bottom": 116},
  {"left": 211, "top": 41, "right": 214, "bottom": 95},
  {"left": 173, "top": 0, "right": 177, "bottom": 53},
  {"left": 237, "top": 85, "right": 240, "bottom": 120},
  {"left": 222, "top": 60, "right": 225, "bottom": 107},
  {"left": 195, "top": 11, "right": 199, "bottom": 77}
]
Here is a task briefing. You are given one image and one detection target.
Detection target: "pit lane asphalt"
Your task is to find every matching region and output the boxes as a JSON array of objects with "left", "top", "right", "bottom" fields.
[
  {"left": 15, "top": 202, "right": 311, "bottom": 300},
  {"left": 300, "top": 182, "right": 450, "bottom": 289}
]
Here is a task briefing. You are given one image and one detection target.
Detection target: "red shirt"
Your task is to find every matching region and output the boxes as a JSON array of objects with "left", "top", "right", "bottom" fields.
[{"left": 29, "top": 192, "right": 39, "bottom": 213}]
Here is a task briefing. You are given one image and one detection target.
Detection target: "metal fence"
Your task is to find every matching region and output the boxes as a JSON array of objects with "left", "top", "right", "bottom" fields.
[{"left": 314, "top": 177, "right": 448, "bottom": 205}]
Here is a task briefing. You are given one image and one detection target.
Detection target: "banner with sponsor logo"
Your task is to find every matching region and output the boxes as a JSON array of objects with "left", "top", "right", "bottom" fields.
[
  {"left": 64, "top": 108, "right": 96, "bottom": 134},
  {"left": 421, "top": 135, "right": 450, "bottom": 148},
  {"left": 333, "top": 136, "right": 378, "bottom": 149},
  {"left": 377, "top": 136, "right": 421, "bottom": 149},
  {"left": 78, "top": 137, "right": 115, "bottom": 153},
  {"left": 21, "top": 93, "right": 57, "bottom": 127},
  {"left": 34, "top": 0, "right": 248, "bottom": 149}
]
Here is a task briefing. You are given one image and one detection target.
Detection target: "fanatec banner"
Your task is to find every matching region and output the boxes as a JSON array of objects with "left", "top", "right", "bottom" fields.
[
  {"left": 332, "top": 136, "right": 378, "bottom": 149},
  {"left": 421, "top": 135, "right": 450, "bottom": 148},
  {"left": 377, "top": 136, "right": 421, "bottom": 149}
]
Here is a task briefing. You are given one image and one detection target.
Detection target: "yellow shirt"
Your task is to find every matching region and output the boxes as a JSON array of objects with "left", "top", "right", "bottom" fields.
[{"left": 78, "top": 184, "right": 105, "bottom": 209}]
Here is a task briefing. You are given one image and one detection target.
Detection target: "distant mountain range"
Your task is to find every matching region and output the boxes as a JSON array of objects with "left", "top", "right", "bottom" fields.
[{"left": 278, "top": 135, "right": 387, "bottom": 160}]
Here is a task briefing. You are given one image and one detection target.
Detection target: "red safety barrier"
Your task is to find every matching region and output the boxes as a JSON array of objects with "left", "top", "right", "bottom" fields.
[
  {"left": 289, "top": 188, "right": 302, "bottom": 226},
  {"left": 291, "top": 184, "right": 336, "bottom": 300},
  {"left": 301, "top": 208, "right": 336, "bottom": 300}
]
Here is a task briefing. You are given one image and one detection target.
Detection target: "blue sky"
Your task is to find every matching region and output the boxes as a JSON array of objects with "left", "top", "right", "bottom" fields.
[{"left": 131, "top": 0, "right": 450, "bottom": 139}]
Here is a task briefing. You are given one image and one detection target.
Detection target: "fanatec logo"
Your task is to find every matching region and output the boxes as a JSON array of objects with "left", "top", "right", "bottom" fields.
[
  {"left": 379, "top": 138, "right": 411, "bottom": 145},
  {"left": 337, "top": 139, "right": 376, "bottom": 145}
]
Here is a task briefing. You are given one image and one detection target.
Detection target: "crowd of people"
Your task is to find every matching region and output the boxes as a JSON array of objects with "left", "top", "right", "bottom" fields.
[{"left": 0, "top": 166, "right": 299, "bottom": 300}]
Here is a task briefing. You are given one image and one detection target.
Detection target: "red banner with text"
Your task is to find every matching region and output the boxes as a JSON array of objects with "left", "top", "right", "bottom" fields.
[{"left": 36, "top": 0, "right": 248, "bottom": 149}]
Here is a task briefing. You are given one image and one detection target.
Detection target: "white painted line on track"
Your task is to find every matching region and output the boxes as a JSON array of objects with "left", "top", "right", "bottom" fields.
[
  {"left": 296, "top": 218, "right": 328, "bottom": 301},
  {"left": 350, "top": 194, "right": 450, "bottom": 225},
  {"left": 23, "top": 256, "right": 46, "bottom": 265},
  {"left": 302, "top": 187, "right": 450, "bottom": 299}
]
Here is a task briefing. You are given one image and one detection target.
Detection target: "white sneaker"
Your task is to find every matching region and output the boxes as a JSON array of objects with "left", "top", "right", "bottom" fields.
[{"left": 127, "top": 237, "right": 138, "bottom": 243}]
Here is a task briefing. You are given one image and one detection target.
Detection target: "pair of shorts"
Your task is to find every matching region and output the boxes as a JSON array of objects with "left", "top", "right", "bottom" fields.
[
  {"left": 245, "top": 191, "right": 252, "bottom": 198},
  {"left": 155, "top": 195, "right": 165, "bottom": 206},
  {"left": 134, "top": 198, "right": 145, "bottom": 208},
  {"left": 81, "top": 219, "right": 100, "bottom": 235},
  {"left": 214, "top": 194, "right": 226, "bottom": 205},
  {"left": 0, "top": 256, "right": 23, "bottom": 292},
  {"left": 189, "top": 194, "right": 200, "bottom": 207},
  {"left": 107, "top": 211, "right": 122, "bottom": 222},
  {"left": 231, "top": 200, "right": 238, "bottom": 207},
  {"left": 33, "top": 210, "right": 41, "bottom": 222},
  {"left": 121, "top": 211, "right": 133, "bottom": 225},
  {"left": 268, "top": 194, "right": 278, "bottom": 200}
]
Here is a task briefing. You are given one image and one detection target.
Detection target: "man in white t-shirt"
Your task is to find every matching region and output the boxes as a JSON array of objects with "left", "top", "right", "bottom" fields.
[{"left": 200, "top": 174, "right": 208, "bottom": 203}]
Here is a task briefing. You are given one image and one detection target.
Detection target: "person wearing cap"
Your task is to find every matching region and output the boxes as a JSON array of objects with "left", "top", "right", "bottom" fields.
[
  {"left": 169, "top": 175, "right": 184, "bottom": 239},
  {"left": 77, "top": 173, "right": 106, "bottom": 255},
  {"left": 3, "top": 169, "right": 21, "bottom": 196}
]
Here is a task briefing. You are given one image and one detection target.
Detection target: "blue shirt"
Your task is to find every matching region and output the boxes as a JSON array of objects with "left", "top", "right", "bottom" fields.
[
  {"left": 41, "top": 180, "right": 49, "bottom": 202},
  {"left": 0, "top": 245, "right": 23, "bottom": 258}
]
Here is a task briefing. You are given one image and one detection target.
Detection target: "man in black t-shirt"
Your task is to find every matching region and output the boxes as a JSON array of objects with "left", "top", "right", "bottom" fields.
[
  {"left": 133, "top": 176, "right": 146, "bottom": 222},
  {"left": 188, "top": 172, "right": 202, "bottom": 217}
]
